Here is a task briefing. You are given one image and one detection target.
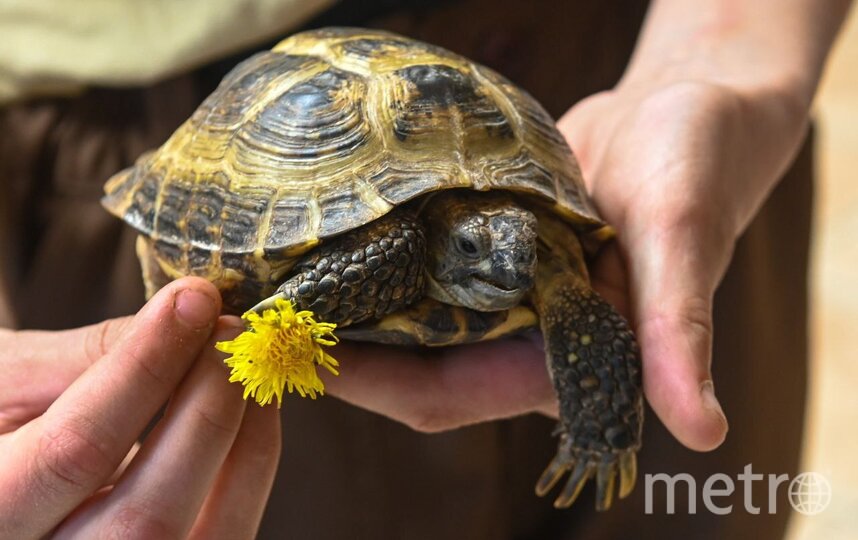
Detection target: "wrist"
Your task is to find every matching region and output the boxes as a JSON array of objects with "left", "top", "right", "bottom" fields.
[
  {"left": 619, "top": 0, "right": 851, "bottom": 123},
  {"left": 615, "top": 53, "right": 811, "bottom": 178},
  {"left": 619, "top": 52, "right": 811, "bottom": 129}
]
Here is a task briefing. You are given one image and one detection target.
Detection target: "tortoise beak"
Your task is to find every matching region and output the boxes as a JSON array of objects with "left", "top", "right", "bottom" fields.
[{"left": 488, "top": 252, "right": 534, "bottom": 291}]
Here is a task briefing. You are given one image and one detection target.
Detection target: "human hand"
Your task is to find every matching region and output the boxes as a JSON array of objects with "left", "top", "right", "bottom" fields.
[
  {"left": 556, "top": 79, "right": 808, "bottom": 450},
  {"left": 318, "top": 78, "right": 807, "bottom": 449},
  {"left": 0, "top": 278, "right": 281, "bottom": 539}
]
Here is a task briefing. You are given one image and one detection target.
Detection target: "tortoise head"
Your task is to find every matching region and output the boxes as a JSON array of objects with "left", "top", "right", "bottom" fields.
[{"left": 424, "top": 191, "right": 537, "bottom": 311}]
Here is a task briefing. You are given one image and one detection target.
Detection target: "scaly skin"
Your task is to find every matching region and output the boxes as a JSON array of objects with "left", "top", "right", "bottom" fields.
[
  {"left": 255, "top": 196, "right": 643, "bottom": 511},
  {"left": 254, "top": 211, "right": 426, "bottom": 326},
  {"left": 532, "top": 254, "right": 643, "bottom": 510}
]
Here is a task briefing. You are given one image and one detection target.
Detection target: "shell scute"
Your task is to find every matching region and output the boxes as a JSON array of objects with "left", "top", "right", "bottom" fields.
[
  {"left": 390, "top": 64, "right": 514, "bottom": 148},
  {"left": 153, "top": 181, "right": 192, "bottom": 242},
  {"left": 221, "top": 191, "right": 271, "bottom": 251},
  {"left": 238, "top": 67, "right": 369, "bottom": 166},
  {"left": 103, "top": 27, "right": 608, "bottom": 280},
  {"left": 191, "top": 52, "right": 313, "bottom": 132},
  {"left": 265, "top": 196, "right": 319, "bottom": 253}
]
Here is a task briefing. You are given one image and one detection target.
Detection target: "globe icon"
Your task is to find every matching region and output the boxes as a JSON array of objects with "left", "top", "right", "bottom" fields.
[{"left": 788, "top": 472, "right": 832, "bottom": 515}]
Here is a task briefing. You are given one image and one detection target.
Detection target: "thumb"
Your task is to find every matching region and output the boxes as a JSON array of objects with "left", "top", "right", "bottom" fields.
[{"left": 627, "top": 214, "right": 732, "bottom": 451}]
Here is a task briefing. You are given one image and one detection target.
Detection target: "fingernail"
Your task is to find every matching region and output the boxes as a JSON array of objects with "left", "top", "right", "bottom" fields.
[
  {"left": 174, "top": 289, "right": 217, "bottom": 329},
  {"left": 700, "top": 380, "right": 726, "bottom": 422}
]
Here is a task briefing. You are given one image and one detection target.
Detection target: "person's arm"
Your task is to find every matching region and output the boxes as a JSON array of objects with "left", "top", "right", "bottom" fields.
[
  {"left": 604, "top": 0, "right": 851, "bottom": 236},
  {"left": 315, "top": 0, "right": 852, "bottom": 450},
  {"left": 625, "top": 0, "right": 850, "bottom": 111},
  {"left": 556, "top": 0, "right": 852, "bottom": 450}
]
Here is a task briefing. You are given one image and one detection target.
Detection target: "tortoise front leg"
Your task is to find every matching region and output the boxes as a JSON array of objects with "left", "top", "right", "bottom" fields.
[
  {"left": 532, "top": 258, "right": 643, "bottom": 511},
  {"left": 253, "top": 210, "right": 426, "bottom": 327}
]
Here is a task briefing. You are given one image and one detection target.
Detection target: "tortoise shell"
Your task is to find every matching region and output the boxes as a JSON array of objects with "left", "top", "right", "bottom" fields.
[{"left": 102, "top": 27, "right": 607, "bottom": 286}]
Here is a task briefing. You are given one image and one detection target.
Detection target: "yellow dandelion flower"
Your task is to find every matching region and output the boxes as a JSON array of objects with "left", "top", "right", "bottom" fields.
[{"left": 216, "top": 298, "right": 339, "bottom": 407}]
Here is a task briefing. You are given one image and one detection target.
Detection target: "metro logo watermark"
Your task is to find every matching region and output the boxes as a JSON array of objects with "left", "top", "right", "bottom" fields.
[{"left": 644, "top": 465, "right": 831, "bottom": 515}]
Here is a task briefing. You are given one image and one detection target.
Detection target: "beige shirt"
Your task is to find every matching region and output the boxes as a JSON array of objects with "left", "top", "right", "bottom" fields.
[{"left": 0, "top": 0, "right": 334, "bottom": 104}]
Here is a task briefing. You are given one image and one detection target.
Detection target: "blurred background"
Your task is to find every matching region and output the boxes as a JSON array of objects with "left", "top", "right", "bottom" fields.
[
  {"left": 788, "top": 8, "right": 858, "bottom": 540},
  {"left": 0, "top": 2, "right": 855, "bottom": 538}
]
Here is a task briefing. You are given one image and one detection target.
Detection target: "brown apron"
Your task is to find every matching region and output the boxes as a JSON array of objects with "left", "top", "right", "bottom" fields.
[{"left": 0, "top": 1, "right": 809, "bottom": 538}]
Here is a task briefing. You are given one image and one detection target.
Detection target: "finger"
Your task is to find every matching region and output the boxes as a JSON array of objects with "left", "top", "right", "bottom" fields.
[
  {"left": 0, "top": 277, "right": 220, "bottom": 539},
  {"left": 106, "top": 442, "right": 141, "bottom": 487},
  {"left": 628, "top": 215, "right": 731, "bottom": 451},
  {"left": 557, "top": 91, "right": 617, "bottom": 184},
  {"left": 325, "top": 336, "right": 555, "bottom": 433},
  {"left": 189, "top": 403, "right": 281, "bottom": 540},
  {"left": 0, "top": 317, "right": 132, "bottom": 431},
  {"left": 56, "top": 319, "right": 247, "bottom": 539},
  {"left": 589, "top": 243, "right": 632, "bottom": 318}
]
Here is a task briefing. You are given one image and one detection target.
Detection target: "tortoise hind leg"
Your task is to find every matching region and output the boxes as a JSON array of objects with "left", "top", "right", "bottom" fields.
[
  {"left": 533, "top": 259, "right": 643, "bottom": 510},
  {"left": 136, "top": 235, "right": 173, "bottom": 300},
  {"left": 253, "top": 210, "right": 427, "bottom": 327}
]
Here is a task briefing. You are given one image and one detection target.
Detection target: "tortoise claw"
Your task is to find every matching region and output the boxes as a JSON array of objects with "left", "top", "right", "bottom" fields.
[
  {"left": 535, "top": 454, "right": 568, "bottom": 497},
  {"left": 554, "top": 460, "right": 594, "bottom": 509},
  {"left": 618, "top": 451, "right": 637, "bottom": 499},
  {"left": 536, "top": 435, "right": 638, "bottom": 511},
  {"left": 595, "top": 461, "right": 617, "bottom": 511}
]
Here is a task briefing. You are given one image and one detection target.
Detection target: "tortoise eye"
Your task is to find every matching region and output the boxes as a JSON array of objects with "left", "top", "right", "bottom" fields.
[{"left": 457, "top": 238, "right": 478, "bottom": 256}]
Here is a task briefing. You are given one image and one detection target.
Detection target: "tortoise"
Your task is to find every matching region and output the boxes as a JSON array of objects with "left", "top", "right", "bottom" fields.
[{"left": 102, "top": 27, "right": 643, "bottom": 511}]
